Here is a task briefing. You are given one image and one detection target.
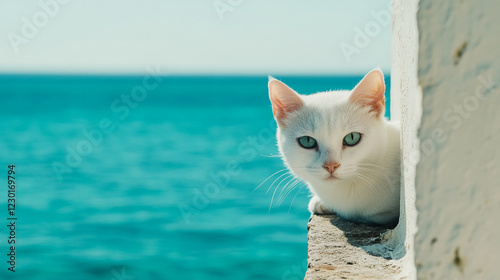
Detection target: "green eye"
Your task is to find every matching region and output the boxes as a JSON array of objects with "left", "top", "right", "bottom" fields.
[
  {"left": 343, "top": 132, "right": 361, "bottom": 146},
  {"left": 297, "top": 136, "right": 317, "bottom": 149}
]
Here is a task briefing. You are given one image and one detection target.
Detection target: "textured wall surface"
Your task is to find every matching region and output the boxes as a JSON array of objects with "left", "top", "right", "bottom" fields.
[
  {"left": 415, "top": 0, "right": 500, "bottom": 279},
  {"left": 387, "top": 0, "right": 420, "bottom": 278}
]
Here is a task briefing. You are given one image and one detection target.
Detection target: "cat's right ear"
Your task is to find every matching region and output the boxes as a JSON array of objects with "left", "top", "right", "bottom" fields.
[{"left": 268, "top": 77, "right": 303, "bottom": 126}]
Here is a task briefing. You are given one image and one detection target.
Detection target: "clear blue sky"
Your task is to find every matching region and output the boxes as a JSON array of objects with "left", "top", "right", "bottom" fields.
[{"left": 0, "top": 0, "right": 391, "bottom": 75}]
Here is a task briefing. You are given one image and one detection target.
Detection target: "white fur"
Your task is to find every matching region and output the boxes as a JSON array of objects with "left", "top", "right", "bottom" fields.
[{"left": 272, "top": 77, "right": 400, "bottom": 225}]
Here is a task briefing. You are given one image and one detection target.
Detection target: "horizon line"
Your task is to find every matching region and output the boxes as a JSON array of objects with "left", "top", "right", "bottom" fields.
[{"left": 0, "top": 71, "right": 391, "bottom": 78}]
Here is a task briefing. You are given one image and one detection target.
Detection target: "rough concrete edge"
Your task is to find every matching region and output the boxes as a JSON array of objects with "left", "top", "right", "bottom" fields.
[{"left": 305, "top": 214, "right": 404, "bottom": 280}]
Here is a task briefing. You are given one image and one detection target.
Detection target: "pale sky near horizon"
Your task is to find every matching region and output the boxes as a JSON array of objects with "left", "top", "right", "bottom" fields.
[{"left": 0, "top": 0, "right": 392, "bottom": 75}]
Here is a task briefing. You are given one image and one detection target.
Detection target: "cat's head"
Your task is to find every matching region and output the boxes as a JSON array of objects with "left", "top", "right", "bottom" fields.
[{"left": 269, "top": 69, "right": 388, "bottom": 185}]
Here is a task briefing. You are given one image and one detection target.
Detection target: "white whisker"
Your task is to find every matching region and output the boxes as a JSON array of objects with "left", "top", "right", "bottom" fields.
[
  {"left": 253, "top": 168, "right": 288, "bottom": 192},
  {"left": 280, "top": 179, "right": 302, "bottom": 206},
  {"left": 265, "top": 171, "right": 291, "bottom": 195},
  {"left": 288, "top": 182, "right": 307, "bottom": 212},
  {"left": 269, "top": 174, "right": 294, "bottom": 211},
  {"left": 260, "top": 154, "right": 282, "bottom": 158},
  {"left": 277, "top": 178, "right": 300, "bottom": 205}
]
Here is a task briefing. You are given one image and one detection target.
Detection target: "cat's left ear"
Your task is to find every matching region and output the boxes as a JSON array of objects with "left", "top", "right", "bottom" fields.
[{"left": 349, "top": 69, "right": 386, "bottom": 117}]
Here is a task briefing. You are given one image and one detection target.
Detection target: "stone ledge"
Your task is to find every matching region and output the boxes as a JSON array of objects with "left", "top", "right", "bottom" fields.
[{"left": 305, "top": 214, "right": 401, "bottom": 280}]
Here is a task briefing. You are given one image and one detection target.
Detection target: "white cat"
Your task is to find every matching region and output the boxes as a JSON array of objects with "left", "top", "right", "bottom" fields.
[{"left": 268, "top": 69, "right": 400, "bottom": 225}]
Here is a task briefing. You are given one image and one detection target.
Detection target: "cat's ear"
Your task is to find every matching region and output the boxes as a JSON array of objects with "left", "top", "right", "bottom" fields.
[
  {"left": 268, "top": 77, "right": 304, "bottom": 126},
  {"left": 349, "top": 69, "right": 386, "bottom": 117}
]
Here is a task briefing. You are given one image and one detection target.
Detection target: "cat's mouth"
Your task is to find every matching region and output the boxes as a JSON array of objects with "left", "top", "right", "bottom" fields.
[{"left": 324, "top": 174, "right": 338, "bottom": 181}]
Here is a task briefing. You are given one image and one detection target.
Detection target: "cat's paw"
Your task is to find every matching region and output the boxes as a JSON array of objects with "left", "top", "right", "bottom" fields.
[{"left": 308, "top": 196, "right": 333, "bottom": 215}]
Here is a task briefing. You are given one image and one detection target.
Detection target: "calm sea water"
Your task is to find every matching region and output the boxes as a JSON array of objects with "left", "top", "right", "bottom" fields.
[{"left": 0, "top": 75, "right": 390, "bottom": 280}]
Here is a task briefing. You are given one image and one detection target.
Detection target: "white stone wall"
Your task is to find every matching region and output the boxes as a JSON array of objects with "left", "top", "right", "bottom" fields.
[
  {"left": 415, "top": 0, "right": 500, "bottom": 279},
  {"left": 387, "top": 1, "right": 420, "bottom": 279}
]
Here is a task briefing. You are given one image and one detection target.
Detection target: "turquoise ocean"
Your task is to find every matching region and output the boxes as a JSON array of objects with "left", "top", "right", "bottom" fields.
[{"left": 0, "top": 75, "right": 390, "bottom": 280}]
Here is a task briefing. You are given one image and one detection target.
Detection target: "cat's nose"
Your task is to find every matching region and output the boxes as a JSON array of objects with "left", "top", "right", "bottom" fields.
[{"left": 323, "top": 162, "right": 340, "bottom": 173}]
